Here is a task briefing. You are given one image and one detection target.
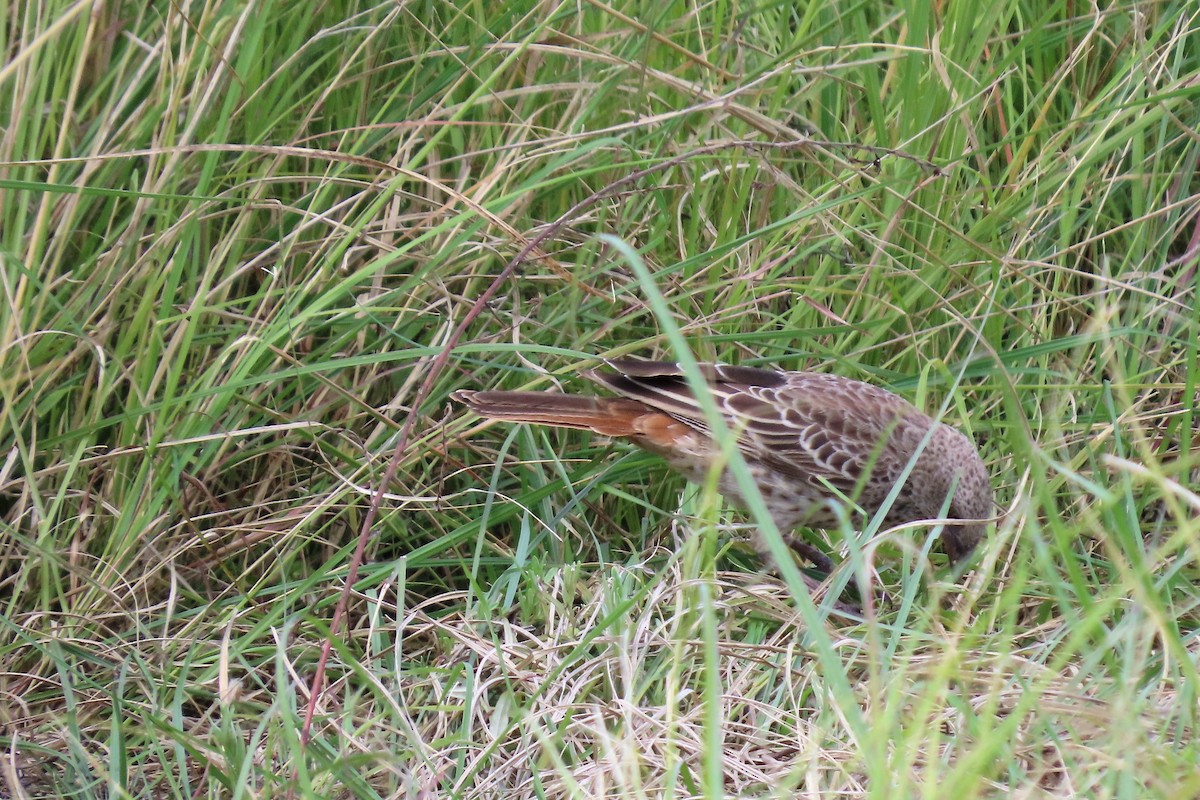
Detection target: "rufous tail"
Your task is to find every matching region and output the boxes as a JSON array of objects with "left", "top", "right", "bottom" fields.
[{"left": 451, "top": 390, "right": 653, "bottom": 436}]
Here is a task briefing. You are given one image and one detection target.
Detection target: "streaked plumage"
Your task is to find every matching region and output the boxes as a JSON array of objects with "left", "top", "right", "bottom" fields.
[{"left": 453, "top": 358, "right": 992, "bottom": 566}]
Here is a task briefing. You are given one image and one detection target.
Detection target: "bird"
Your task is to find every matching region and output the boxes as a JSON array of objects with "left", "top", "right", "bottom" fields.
[{"left": 452, "top": 358, "right": 992, "bottom": 571}]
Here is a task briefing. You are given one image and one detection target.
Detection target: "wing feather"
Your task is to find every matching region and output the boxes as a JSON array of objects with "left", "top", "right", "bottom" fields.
[{"left": 589, "top": 358, "right": 922, "bottom": 493}]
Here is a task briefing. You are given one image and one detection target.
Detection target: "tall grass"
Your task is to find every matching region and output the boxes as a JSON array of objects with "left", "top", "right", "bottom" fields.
[{"left": 1, "top": 0, "right": 1198, "bottom": 797}]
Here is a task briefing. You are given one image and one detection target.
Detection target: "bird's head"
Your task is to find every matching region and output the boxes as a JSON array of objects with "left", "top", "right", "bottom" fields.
[{"left": 925, "top": 423, "right": 993, "bottom": 565}]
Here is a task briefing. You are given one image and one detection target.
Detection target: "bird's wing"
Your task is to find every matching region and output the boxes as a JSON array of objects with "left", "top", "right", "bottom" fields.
[{"left": 590, "top": 359, "right": 918, "bottom": 492}]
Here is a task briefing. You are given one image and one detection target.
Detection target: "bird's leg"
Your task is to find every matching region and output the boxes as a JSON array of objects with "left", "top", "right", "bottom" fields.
[
  {"left": 781, "top": 534, "right": 835, "bottom": 574},
  {"left": 773, "top": 533, "right": 887, "bottom": 618},
  {"left": 745, "top": 532, "right": 861, "bottom": 617}
]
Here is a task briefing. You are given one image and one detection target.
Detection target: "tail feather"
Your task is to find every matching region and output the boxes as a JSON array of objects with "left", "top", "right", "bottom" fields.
[{"left": 451, "top": 390, "right": 650, "bottom": 436}]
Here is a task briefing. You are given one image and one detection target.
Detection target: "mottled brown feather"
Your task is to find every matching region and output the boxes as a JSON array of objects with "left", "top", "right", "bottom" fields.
[{"left": 454, "top": 358, "right": 992, "bottom": 564}]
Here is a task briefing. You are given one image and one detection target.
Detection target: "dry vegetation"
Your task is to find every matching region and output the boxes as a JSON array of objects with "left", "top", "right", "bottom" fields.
[{"left": 2, "top": 1, "right": 1199, "bottom": 798}]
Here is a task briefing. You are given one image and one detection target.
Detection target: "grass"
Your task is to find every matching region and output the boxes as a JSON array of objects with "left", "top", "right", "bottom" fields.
[{"left": 2, "top": 0, "right": 1199, "bottom": 797}]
